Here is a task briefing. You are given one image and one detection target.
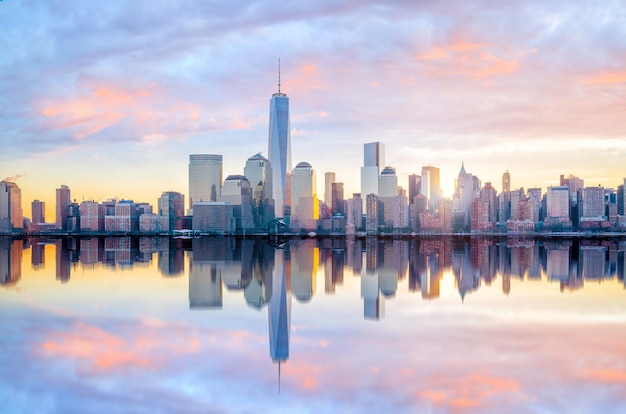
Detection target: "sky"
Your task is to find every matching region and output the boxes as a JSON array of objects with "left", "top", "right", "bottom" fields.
[{"left": 1, "top": 0, "right": 626, "bottom": 221}]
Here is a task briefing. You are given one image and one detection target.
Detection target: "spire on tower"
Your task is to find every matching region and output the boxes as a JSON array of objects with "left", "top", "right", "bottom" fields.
[{"left": 278, "top": 58, "right": 281, "bottom": 94}]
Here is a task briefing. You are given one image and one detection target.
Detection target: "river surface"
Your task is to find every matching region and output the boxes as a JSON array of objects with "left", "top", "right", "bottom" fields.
[{"left": 1, "top": 236, "right": 626, "bottom": 413}]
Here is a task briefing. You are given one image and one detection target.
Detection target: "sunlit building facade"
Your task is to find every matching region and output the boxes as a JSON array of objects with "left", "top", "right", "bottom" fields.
[
  {"left": 361, "top": 141, "right": 385, "bottom": 206},
  {"left": 0, "top": 181, "right": 23, "bottom": 232},
  {"left": 268, "top": 88, "right": 292, "bottom": 219},
  {"left": 290, "top": 162, "right": 319, "bottom": 231}
]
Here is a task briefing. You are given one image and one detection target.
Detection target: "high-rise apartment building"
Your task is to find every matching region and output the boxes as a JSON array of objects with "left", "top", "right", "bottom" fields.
[
  {"left": 79, "top": 200, "right": 104, "bottom": 232},
  {"left": 546, "top": 186, "right": 570, "bottom": 219},
  {"left": 31, "top": 200, "right": 45, "bottom": 226},
  {"left": 0, "top": 181, "right": 23, "bottom": 232},
  {"left": 188, "top": 154, "right": 223, "bottom": 214},
  {"left": 365, "top": 193, "right": 379, "bottom": 235},
  {"left": 582, "top": 186, "right": 605, "bottom": 219},
  {"left": 346, "top": 193, "right": 363, "bottom": 235},
  {"left": 268, "top": 76, "right": 292, "bottom": 219},
  {"left": 56, "top": 185, "right": 71, "bottom": 230},
  {"left": 360, "top": 141, "right": 384, "bottom": 202}
]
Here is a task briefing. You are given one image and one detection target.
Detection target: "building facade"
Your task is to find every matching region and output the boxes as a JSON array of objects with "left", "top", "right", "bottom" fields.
[{"left": 188, "top": 154, "right": 223, "bottom": 214}]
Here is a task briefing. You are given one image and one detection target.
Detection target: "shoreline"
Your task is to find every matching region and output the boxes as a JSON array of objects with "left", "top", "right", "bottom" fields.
[{"left": 3, "top": 230, "right": 626, "bottom": 239}]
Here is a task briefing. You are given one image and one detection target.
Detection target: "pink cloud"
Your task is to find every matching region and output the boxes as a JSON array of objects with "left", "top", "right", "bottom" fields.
[
  {"left": 584, "top": 70, "right": 626, "bottom": 84},
  {"left": 417, "top": 41, "right": 519, "bottom": 79}
]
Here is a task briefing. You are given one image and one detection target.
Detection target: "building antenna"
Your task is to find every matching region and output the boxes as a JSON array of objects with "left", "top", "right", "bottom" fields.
[{"left": 278, "top": 58, "right": 281, "bottom": 94}]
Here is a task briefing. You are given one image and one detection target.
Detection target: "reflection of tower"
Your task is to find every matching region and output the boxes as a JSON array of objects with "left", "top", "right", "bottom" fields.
[
  {"left": 189, "top": 239, "right": 225, "bottom": 309},
  {"left": 158, "top": 238, "right": 184, "bottom": 277},
  {"left": 31, "top": 239, "right": 45, "bottom": 268},
  {"left": 452, "top": 239, "right": 479, "bottom": 301},
  {"left": 0, "top": 239, "right": 22, "bottom": 287},
  {"left": 362, "top": 238, "right": 384, "bottom": 320},
  {"left": 244, "top": 240, "right": 275, "bottom": 309},
  {"left": 292, "top": 239, "right": 316, "bottom": 302},
  {"left": 546, "top": 245, "right": 570, "bottom": 281},
  {"left": 268, "top": 245, "right": 292, "bottom": 391},
  {"left": 55, "top": 239, "right": 70, "bottom": 283}
]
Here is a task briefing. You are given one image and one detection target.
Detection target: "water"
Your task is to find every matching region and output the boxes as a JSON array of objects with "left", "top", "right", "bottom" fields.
[{"left": 1, "top": 237, "right": 626, "bottom": 413}]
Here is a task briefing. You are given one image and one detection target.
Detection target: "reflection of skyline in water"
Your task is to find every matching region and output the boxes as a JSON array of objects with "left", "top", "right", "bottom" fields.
[
  {"left": 2, "top": 236, "right": 626, "bottom": 413},
  {"left": 2, "top": 237, "right": 626, "bottom": 301}
]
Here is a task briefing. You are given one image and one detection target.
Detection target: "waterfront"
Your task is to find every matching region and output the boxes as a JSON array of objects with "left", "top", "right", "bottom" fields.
[{"left": 1, "top": 237, "right": 626, "bottom": 413}]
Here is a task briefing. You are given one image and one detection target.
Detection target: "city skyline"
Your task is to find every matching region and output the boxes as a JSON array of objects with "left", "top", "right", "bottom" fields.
[{"left": 2, "top": 1, "right": 626, "bottom": 221}]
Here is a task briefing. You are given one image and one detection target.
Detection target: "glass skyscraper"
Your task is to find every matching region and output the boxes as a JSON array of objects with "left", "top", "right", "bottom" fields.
[
  {"left": 188, "top": 154, "right": 223, "bottom": 215},
  {"left": 268, "top": 88, "right": 292, "bottom": 219},
  {"left": 361, "top": 141, "right": 385, "bottom": 202}
]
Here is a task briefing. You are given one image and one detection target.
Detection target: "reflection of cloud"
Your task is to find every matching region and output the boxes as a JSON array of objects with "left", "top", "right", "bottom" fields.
[
  {"left": 39, "top": 321, "right": 201, "bottom": 373},
  {"left": 584, "top": 370, "right": 626, "bottom": 384},
  {"left": 416, "top": 372, "right": 522, "bottom": 411}
]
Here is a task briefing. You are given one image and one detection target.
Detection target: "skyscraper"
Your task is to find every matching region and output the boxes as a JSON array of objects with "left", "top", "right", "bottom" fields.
[
  {"left": 188, "top": 154, "right": 223, "bottom": 214},
  {"left": 268, "top": 68, "right": 292, "bottom": 219},
  {"left": 31, "top": 200, "right": 45, "bottom": 226},
  {"left": 324, "top": 172, "right": 336, "bottom": 208},
  {"left": 421, "top": 166, "right": 441, "bottom": 211},
  {"left": 244, "top": 153, "right": 274, "bottom": 228},
  {"left": 158, "top": 191, "right": 185, "bottom": 231},
  {"left": 0, "top": 181, "right": 23, "bottom": 232},
  {"left": 56, "top": 185, "right": 70, "bottom": 230},
  {"left": 502, "top": 170, "right": 511, "bottom": 193},
  {"left": 361, "top": 142, "right": 384, "bottom": 202},
  {"left": 290, "top": 162, "right": 319, "bottom": 230}
]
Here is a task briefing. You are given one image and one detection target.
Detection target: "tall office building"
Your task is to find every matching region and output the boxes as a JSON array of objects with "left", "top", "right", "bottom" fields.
[
  {"left": 502, "top": 170, "right": 511, "bottom": 193},
  {"left": 219, "top": 175, "right": 254, "bottom": 230},
  {"left": 546, "top": 186, "right": 570, "bottom": 219},
  {"left": 346, "top": 193, "right": 363, "bottom": 235},
  {"left": 324, "top": 172, "right": 336, "bottom": 208},
  {"left": 290, "top": 162, "right": 319, "bottom": 230},
  {"left": 188, "top": 154, "right": 223, "bottom": 214},
  {"left": 361, "top": 141, "right": 385, "bottom": 202},
  {"left": 582, "top": 186, "right": 605, "bottom": 219},
  {"left": 379, "top": 166, "right": 398, "bottom": 227},
  {"left": 331, "top": 182, "right": 344, "bottom": 216},
  {"left": 268, "top": 70, "right": 292, "bottom": 219},
  {"left": 244, "top": 153, "right": 274, "bottom": 228},
  {"left": 408, "top": 174, "right": 421, "bottom": 205},
  {"left": 0, "top": 181, "right": 23, "bottom": 232},
  {"left": 79, "top": 200, "right": 104, "bottom": 232},
  {"left": 421, "top": 166, "right": 441, "bottom": 210},
  {"left": 56, "top": 185, "right": 71, "bottom": 230},
  {"left": 31, "top": 200, "right": 45, "bottom": 226},
  {"left": 158, "top": 191, "right": 185, "bottom": 231}
]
